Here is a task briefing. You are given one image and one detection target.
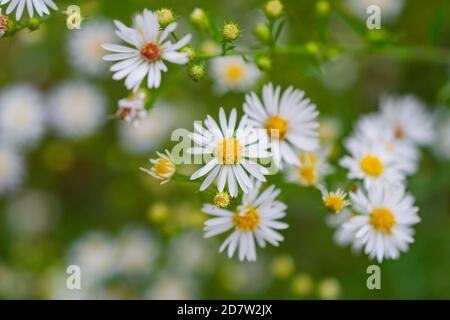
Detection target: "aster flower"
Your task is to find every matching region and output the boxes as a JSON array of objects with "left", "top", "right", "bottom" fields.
[
  {"left": 102, "top": 9, "right": 192, "bottom": 91},
  {"left": 320, "top": 187, "right": 351, "bottom": 214},
  {"left": 0, "top": 8, "right": 8, "bottom": 38},
  {"left": 243, "top": 83, "right": 320, "bottom": 169},
  {"left": 326, "top": 208, "right": 361, "bottom": 250},
  {"left": 342, "top": 182, "right": 420, "bottom": 263},
  {"left": 340, "top": 135, "right": 407, "bottom": 189},
  {"left": 140, "top": 150, "right": 176, "bottom": 184},
  {"left": 48, "top": 82, "right": 106, "bottom": 140},
  {"left": 286, "top": 149, "right": 333, "bottom": 187},
  {"left": 0, "top": 145, "right": 24, "bottom": 196},
  {"left": 202, "top": 181, "right": 288, "bottom": 262},
  {"left": 116, "top": 91, "right": 147, "bottom": 126},
  {"left": 379, "top": 95, "right": 435, "bottom": 147},
  {"left": 188, "top": 108, "right": 271, "bottom": 197},
  {"left": 0, "top": 84, "right": 46, "bottom": 149},
  {"left": 0, "top": 0, "right": 57, "bottom": 21},
  {"left": 209, "top": 56, "right": 261, "bottom": 94}
]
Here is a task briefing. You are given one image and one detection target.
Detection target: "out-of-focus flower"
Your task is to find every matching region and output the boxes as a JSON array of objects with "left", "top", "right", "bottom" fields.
[
  {"left": 433, "top": 108, "right": 450, "bottom": 160},
  {"left": 287, "top": 150, "right": 333, "bottom": 187},
  {"left": 321, "top": 55, "right": 359, "bottom": 92},
  {"left": 6, "top": 190, "right": 58, "bottom": 238},
  {"left": 141, "top": 150, "right": 176, "bottom": 184},
  {"left": 0, "top": 0, "right": 57, "bottom": 21},
  {"left": 203, "top": 181, "right": 288, "bottom": 262},
  {"left": 244, "top": 83, "right": 320, "bottom": 169},
  {"left": 188, "top": 108, "right": 270, "bottom": 197},
  {"left": 347, "top": 0, "right": 404, "bottom": 22},
  {"left": 271, "top": 255, "right": 295, "bottom": 279},
  {"left": 190, "top": 8, "right": 209, "bottom": 30},
  {"left": 214, "top": 192, "right": 231, "bottom": 208},
  {"left": 292, "top": 273, "right": 314, "bottom": 297},
  {"left": 343, "top": 183, "right": 420, "bottom": 263},
  {"left": 379, "top": 95, "right": 435, "bottom": 147},
  {"left": 209, "top": 56, "right": 261, "bottom": 94},
  {"left": 146, "top": 273, "right": 195, "bottom": 300},
  {"left": 116, "top": 91, "right": 147, "bottom": 126},
  {"left": 0, "top": 145, "right": 23, "bottom": 195},
  {"left": 320, "top": 187, "right": 351, "bottom": 214},
  {"left": 318, "top": 117, "right": 341, "bottom": 147},
  {"left": 0, "top": 84, "right": 46, "bottom": 149},
  {"left": 67, "top": 231, "right": 116, "bottom": 284},
  {"left": 200, "top": 40, "right": 220, "bottom": 56},
  {"left": 48, "top": 82, "right": 106, "bottom": 140},
  {"left": 221, "top": 259, "right": 272, "bottom": 294},
  {"left": 264, "top": 0, "right": 283, "bottom": 19},
  {"left": 326, "top": 208, "right": 360, "bottom": 250},
  {"left": 0, "top": 8, "right": 8, "bottom": 38},
  {"left": 116, "top": 226, "right": 160, "bottom": 276},
  {"left": 102, "top": 9, "right": 191, "bottom": 91},
  {"left": 118, "top": 103, "right": 177, "bottom": 155},
  {"left": 317, "top": 278, "right": 341, "bottom": 300},
  {"left": 67, "top": 19, "right": 115, "bottom": 76},
  {"left": 0, "top": 264, "right": 34, "bottom": 299},
  {"left": 222, "top": 22, "right": 240, "bottom": 41}
]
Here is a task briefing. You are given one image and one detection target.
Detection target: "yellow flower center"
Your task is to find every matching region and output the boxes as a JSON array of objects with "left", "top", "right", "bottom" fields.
[
  {"left": 225, "top": 64, "right": 244, "bottom": 83},
  {"left": 154, "top": 158, "right": 175, "bottom": 178},
  {"left": 214, "top": 192, "right": 231, "bottom": 208},
  {"left": 360, "top": 155, "right": 384, "bottom": 177},
  {"left": 265, "top": 115, "right": 289, "bottom": 140},
  {"left": 324, "top": 195, "right": 345, "bottom": 213},
  {"left": 370, "top": 208, "right": 396, "bottom": 234},
  {"left": 300, "top": 153, "right": 317, "bottom": 165},
  {"left": 299, "top": 165, "right": 317, "bottom": 186},
  {"left": 216, "top": 138, "right": 242, "bottom": 165},
  {"left": 234, "top": 206, "right": 260, "bottom": 231}
]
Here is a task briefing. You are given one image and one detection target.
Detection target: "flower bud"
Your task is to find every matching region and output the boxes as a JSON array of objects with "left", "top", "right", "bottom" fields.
[
  {"left": 253, "top": 23, "right": 271, "bottom": 43},
  {"left": 190, "top": 8, "right": 209, "bottom": 30},
  {"left": 27, "top": 17, "right": 40, "bottom": 31},
  {"left": 188, "top": 64, "right": 206, "bottom": 82},
  {"left": 222, "top": 22, "right": 240, "bottom": 42},
  {"left": 180, "top": 46, "right": 196, "bottom": 62},
  {"left": 214, "top": 192, "right": 231, "bottom": 208},
  {"left": 264, "top": 0, "right": 283, "bottom": 19},
  {"left": 157, "top": 8, "right": 175, "bottom": 27},
  {"left": 305, "top": 41, "right": 320, "bottom": 56},
  {"left": 256, "top": 55, "right": 272, "bottom": 71}
]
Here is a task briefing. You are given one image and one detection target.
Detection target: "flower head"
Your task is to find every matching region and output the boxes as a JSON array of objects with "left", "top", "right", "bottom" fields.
[
  {"left": 222, "top": 22, "right": 240, "bottom": 41},
  {"left": 203, "top": 181, "right": 288, "bottom": 261},
  {"left": 0, "top": 0, "right": 57, "bottom": 20},
  {"left": 141, "top": 150, "right": 176, "bottom": 184},
  {"left": 214, "top": 192, "right": 231, "bottom": 208},
  {"left": 320, "top": 187, "right": 351, "bottom": 214},
  {"left": 188, "top": 107, "right": 271, "bottom": 197},
  {"left": 156, "top": 8, "right": 175, "bottom": 27},
  {"left": 0, "top": 145, "right": 24, "bottom": 196},
  {"left": 244, "top": 83, "right": 320, "bottom": 168},
  {"left": 0, "top": 9, "right": 8, "bottom": 38},
  {"left": 102, "top": 9, "right": 191, "bottom": 91},
  {"left": 287, "top": 149, "right": 332, "bottom": 187},
  {"left": 116, "top": 91, "right": 147, "bottom": 126}
]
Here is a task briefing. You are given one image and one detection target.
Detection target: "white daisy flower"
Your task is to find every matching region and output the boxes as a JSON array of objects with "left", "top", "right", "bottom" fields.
[
  {"left": 326, "top": 208, "right": 361, "bottom": 250},
  {"left": 380, "top": 95, "right": 435, "bottom": 147},
  {"left": 320, "top": 187, "right": 351, "bottom": 214},
  {"left": 243, "top": 83, "right": 320, "bottom": 168},
  {"left": 347, "top": 0, "right": 404, "bottom": 22},
  {"left": 286, "top": 149, "right": 333, "bottom": 187},
  {"left": 0, "top": 145, "right": 24, "bottom": 196},
  {"left": 188, "top": 107, "right": 271, "bottom": 197},
  {"left": 140, "top": 149, "right": 176, "bottom": 184},
  {"left": 202, "top": 181, "right": 288, "bottom": 262},
  {"left": 340, "top": 135, "right": 406, "bottom": 189},
  {"left": 102, "top": 9, "right": 192, "bottom": 91},
  {"left": 48, "top": 82, "right": 106, "bottom": 140},
  {"left": 0, "top": 0, "right": 57, "bottom": 21},
  {"left": 353, "top": 114, "right": 419, "bottom": 175},
  {"left": 116, "top": 91, "right": 147, "bottom": 127},
  {"left": 342, "top": 182, "right": 420, "bottom": 263},
  {"left": 209, "top": 56, "right": 261, "bottom": 94},
  {"left": 0, "top": 84, "right": 46, "bottom": 149},
  {"left": 67, "top": 19, "right": 116, "bottom": 76}
]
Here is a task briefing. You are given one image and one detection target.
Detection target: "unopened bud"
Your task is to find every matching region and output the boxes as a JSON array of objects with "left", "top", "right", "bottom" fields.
[
  {"left": 190, "top": 8, "right": 209, "bottom": 30},
  {"left": 256, "top": 55, "right": 272, "bottom": 71},
  {"left": 222, "top": 22, "right": 240, "bottom": 41},
  {"left": 27, "top": 17, "right": 41, "bottom": 31},
  {"left": 253, "top": 23, "right": 271, "bottom": 43},
  {"left": 264, "top": 0, "right": 283, "bottom": 19},
  {"left": 157, "top": 8, "right": 175, "bottom": 27},
  {"left": 189, "top": 64, "right": 206, "bottom": 82}
]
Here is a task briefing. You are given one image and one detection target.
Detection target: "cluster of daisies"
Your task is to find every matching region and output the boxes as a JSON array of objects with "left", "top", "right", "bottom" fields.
[
  {"left": 324, "top": 95, "right": 435, "bottom": 262},
  {"left": 142, "top": 82, "right": 321, "bottom": 261},
  {"left": 0, "top": 82, "right": 107, "bottom": 196}
]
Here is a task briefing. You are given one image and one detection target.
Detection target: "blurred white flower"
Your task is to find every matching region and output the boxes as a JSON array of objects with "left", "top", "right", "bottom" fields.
[
  {"left": 115, "top": 226, "right": 159, "bottom": 276},
  {"left": 347, "top": 0, "right": 404, "bottom": 22},
  {"left": 286, "top": 150, "right": 333, "bottom": 187},
  {"left": 433, "top": 108, "right": 450, "bottom": 160},
  {"left": 116, "top": 91, "right": 147, "bottom": 126},
  {"left": 6, "top": 190, "right": 58, "bottom": 238},
  {"left": 146, "top": 273, "right": 195, "bottom": 300},
  {"left": 244, "top": 83, "right": 320, "bottom": 168},
  {"left": 203, "top": 181, "right": 288, "bottom": 262},
  {"left": 67, "top": 20, "right": 115, "bottom": 76},
  {"left": 343, "top": 182, "right": 420, "bottom": 263},
  {"left": 102, "top": 9, "right": 191, "bottom": 91},
  {"left": 326, "top": 208, "right": 360, "bottom": 249},
  {"left": 321, "top": 55, "right": 359, "bottom": 92},
  {"left": 118, "top": 103, "right": 177, "bottom": 155},
  {"left": 0, "top": 0, "right": 57, "bottom": 21},
  {"left": 221, "top": 259, "right": 272, "bottom": 294},
  {"left": 210, "top": 56, "right": 261, "bottom": 94},
  {"left": 67, "top": 232, "right": 116, "bottom": 284},
  {"left": 0, "top": 84, "right": 46, "bottom": 149},
  {"left": 48, "top": 82, "right": 106, "bottom": 139},
  {"left": 0, "top": 145, "right": 23, "bottom": 196}
]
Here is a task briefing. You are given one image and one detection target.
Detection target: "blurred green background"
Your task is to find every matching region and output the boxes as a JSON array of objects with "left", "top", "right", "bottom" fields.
[{"left": 0, "top": 0, "right": 450, "bottom": 299}]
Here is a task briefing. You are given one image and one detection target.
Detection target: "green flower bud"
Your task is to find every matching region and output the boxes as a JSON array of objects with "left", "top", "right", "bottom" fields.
[
  {"left": 222, "top": 22, "right": 240, "bottom": 41},
  {"left": 253, "top": 23, "right": 271, "bottom": 43},
  {"left": 157, "top": 8, "right": 175, "bottom": 27},
  {"left": 264, "top": 0, "right": 283, "bottom": 19},
  {"left": 190, "top": 8, "right": 209, "bottom": 31},
  {"left": 316, "top": 1, "right": 330, "bottom": 16},
  {"left": 256, "top": 55, "right": 272, "bottom": 71},
  {"left": 181, "top": 46, "right": 196, "bottom": 62},
  {"left": 27, "top": 17, "right": 41, "bottom": 31},
  {"left": 305, "top": 41, "right": 320, "bottom": 56},
  {"left": 189, "top": 64, "right": 206, "bottom": 82}
]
